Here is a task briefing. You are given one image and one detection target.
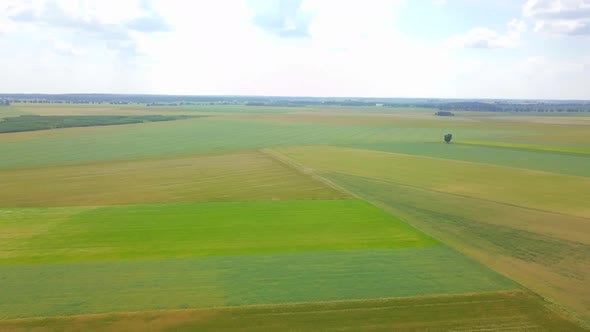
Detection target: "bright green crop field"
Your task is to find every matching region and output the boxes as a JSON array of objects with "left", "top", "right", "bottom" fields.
[
  {"left": 0, "top": 103, "right": 587, "bottom": 330},
  {"left": 0, "top": 200, "right": 437, "bottom": 264}
]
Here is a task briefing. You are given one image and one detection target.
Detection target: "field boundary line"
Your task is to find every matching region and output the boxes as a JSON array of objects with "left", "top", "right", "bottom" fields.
[
  {"left": 0, "top": 198, "right": 360, "bottom": 210},
  {"left": 0, "top": 290, "right": 526, "bottom": 322},
  {"left": 260, "top": 148, "right": 358, "bottom": 199},
  {"left": 456, "top": 140, "right": 590, "bottom": 157},
  {"left": 328, "top": 172, "right": 590, "bottom": 223},
  {"left": 244, "top": 299, "right": 511, "bottom": 316},
  {"left": 0, "top": 148, "right": 266, "bottom": 172}
]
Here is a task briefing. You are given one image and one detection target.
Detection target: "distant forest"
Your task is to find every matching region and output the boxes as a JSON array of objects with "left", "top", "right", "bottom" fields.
[
  {"left": 0, "top": 115, "right": 195, "bottom": 133},
  {"left": 1, "top": 94, "right": 589, "bottom": 113}
]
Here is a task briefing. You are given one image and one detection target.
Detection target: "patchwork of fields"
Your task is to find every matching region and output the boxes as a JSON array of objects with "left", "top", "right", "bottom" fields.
[
  {"left": 274, "top": 145, "right": 590, "bottom": 326},
  {"left": 275, "top": 146, "right": 590, "bottom": 218},
  {"left": 0, "top": 104, "right": 588, "bottom": 331}
]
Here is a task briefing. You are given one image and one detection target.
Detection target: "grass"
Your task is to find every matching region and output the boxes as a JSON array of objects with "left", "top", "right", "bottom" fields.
[
  {"left": 348, "top": 141, "right": 590, "bottom": 177},
  {"left": 274, "top": 146, "right": 590, "bottom": 218},
  {"left": 0, "top": 248, "right": 516, "bottom": 319},
  {"left": 323, "top": 173, "right": 590, "bottom": 326},
  {"left": 459, "top": 140, "right": 590, "bottom": 156},
  {"left": 0, "top": 106, "right": 29, "bottom": 119},
  {"left": 327, "top": 174, "right": 590, "bottom": 245},
  {"left": 0, "top": 291, "right": 584, "bottom": 331},
  {"left": 0, "top": 200, "right": 437, "bottom": 264},
  {"left": 0, "top": 151, "right": 347, "bottom": 207}
]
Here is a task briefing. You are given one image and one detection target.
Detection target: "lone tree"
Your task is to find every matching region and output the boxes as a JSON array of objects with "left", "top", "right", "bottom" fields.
[{"left": 444, "top": 133, "right": 453, "bottom": 143}]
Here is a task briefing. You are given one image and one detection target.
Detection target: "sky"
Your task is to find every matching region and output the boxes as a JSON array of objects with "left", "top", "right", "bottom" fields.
[{"left": 0, "top": 0, "right": 589, "bottom": 99}]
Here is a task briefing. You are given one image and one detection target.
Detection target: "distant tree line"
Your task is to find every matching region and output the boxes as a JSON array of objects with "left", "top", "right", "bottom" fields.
[
  {"left": 146, "top": 102, "right": 179, "bottom": 107},
  {"left": 0, "top": 115, "right": 199, "bottom": 134},
  {"left": 435, "top": 111, "right": 454, "bottom": 116},
  {"left": 0, "top": 94, "right": 589, "bottom": 112},
  {"left": 0, "top": 100, "right": 9, "bottom": 106},
  {"left": 436, "top": 101, "right": 590, "bottom": 113}
]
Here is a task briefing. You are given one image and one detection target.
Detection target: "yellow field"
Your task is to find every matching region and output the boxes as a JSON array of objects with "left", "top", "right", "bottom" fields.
[{"left": 0, "top": 151, "right": 348, "bottom": 207}]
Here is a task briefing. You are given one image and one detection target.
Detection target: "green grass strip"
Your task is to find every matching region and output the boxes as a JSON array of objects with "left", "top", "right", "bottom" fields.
[
  {"left": 0, "top": 200, "right": 436, "bottom": 264},
  {"left": 458, "top": 140, "right": 590, "bottom": 156}
]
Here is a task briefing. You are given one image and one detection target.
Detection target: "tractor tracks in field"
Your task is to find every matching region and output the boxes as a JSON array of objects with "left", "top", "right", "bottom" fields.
[{"left": 259, "top": 149, "right": 359, "bottom": 200}]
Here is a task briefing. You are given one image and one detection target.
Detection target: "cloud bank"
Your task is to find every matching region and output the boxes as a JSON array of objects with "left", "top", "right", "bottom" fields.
[
  {"left": 0, "top": 0, "right": 589, "bottom": 99},
  {"left": 524, "top": 0, "right": 590, "bottom": 35}
]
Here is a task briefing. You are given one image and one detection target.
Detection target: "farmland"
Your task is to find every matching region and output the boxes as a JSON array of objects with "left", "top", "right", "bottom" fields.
[
  {"left": 0, "top": 200, "right": 438, "bottom": 264},
  {"left": 0, "top": 291, "right": 583, "bottom": 332},
  {"left": 274, "top": 146, "right": 590, "bottom": 217},
  {"left": 0, "top": 151, "right": 347, "bottom": 207},
  {"left": 273, "top": 145, "right": 590, "bottom": 324},
  {"left": 0, "top": 103, "right": 588, "bottom": 330}
]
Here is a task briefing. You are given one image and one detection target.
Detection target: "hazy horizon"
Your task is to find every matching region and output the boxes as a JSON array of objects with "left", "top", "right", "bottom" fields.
[{"left": 2, "top": 92, "right": 590, "bottom": 102}]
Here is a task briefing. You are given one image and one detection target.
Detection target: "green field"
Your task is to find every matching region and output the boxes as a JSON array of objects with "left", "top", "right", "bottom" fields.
[
  {"left": 323, "top": 173, "right": 590, "bottom": 321},
  {"left": 348, "top": 141, "right": 590, "bottom": 177},
  {"left": 1, "top": 199, "right": 516, "bottom": 320},
  {"left": 0, "top": 247, "right": 516, "bottom": 318},
  {"left": 0, "top": 116, "right": 511, "bottom": 169},
  {"left": 0, "top": 103, "right": 587, "bottom": 330},
  {"left": 458, "top": 140, "right": 590, "bottom": 156},
  {"left": 0, "top": 200, "right": 437, "bottom": 264}
]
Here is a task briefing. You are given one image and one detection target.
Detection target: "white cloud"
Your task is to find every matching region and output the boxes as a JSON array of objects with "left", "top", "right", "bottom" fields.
[
  {"left": 445, "top": 55, "right": 590, "bottom": 99},
  {"left": 124, "top": 0, "right": 475, "bottom": 98},
  {"left": 446, "top": 19, "right": 526, "bottom": 49},
  {"left": 250, "top": 0, "right": 312, "bottom": 37},
  {"left": 524, "top": 0, "right": 590, "bottom": 35},
  {"left": 4, "top": 0, "right": 171, "bottom": 58},
  {"left": 131, "top": 0, "right": 431, "bottom": 97},
  {"left": 53, "top": 40, "right": 87, "bottom": 56}
]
